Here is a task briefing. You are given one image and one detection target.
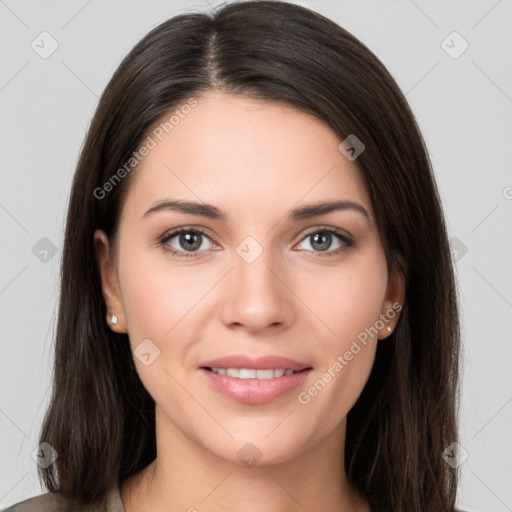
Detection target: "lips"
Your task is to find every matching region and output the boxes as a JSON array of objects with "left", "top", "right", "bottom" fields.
[
  {"left": 199, "top": 354, "right": 311, "bottom": 372},
  {"left": 199, "top": 367, "right": 312, "bottom": 404},
  {"left": 198, "top": 354, "right": 313, "bottom": 404}
]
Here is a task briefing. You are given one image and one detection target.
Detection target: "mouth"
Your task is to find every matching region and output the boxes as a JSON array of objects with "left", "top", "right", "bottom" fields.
[
  {"left": 199, "top": 366, "right": 313, "bottom": 404},
  {"left": 198, "top": 354, "right": 313, "bottom": 404},
  {"left": 201, "top": 367, "right": 311, "bottom": 379}
]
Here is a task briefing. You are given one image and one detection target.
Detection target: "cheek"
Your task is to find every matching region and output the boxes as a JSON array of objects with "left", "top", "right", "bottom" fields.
[
  {"left": 293, "top": 255, "right": 387, "bottom": 423},
  {"left": 115, "top": 243, "right": 223, "bottom": 408},
  {"left": 298, "top": 252, "right": 388, "bottom": 346},
  {"left": 117, "top": 239, "right": 208, "bottom": 341},
  {"left": 116, "top": 252, "right": 202, "bottom": 409},
  {"left": 298, "top": 339, "right": 377, "bottom": 444}
]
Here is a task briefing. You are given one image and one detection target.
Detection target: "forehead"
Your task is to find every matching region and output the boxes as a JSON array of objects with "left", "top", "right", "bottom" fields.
[{"left": 120, "top": 91, "right": 372, "bottom": 222}]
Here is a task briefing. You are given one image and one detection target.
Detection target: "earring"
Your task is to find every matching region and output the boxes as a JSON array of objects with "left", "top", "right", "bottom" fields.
[
  {"left": 109, "top": 314, "right": 118, "bottom": 326},
  {"left": 387, "top": 326, "right": 392, "bottom": 333}
]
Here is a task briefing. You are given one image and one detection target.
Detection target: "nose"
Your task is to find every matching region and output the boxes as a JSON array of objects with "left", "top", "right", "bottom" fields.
[{"left": 220, "top": 245, "right": 294, "bottom": 333}]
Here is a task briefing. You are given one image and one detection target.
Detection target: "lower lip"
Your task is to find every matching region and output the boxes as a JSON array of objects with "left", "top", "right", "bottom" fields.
[{"left": 199, "top": 368, "right": 312, "bottom": 404}]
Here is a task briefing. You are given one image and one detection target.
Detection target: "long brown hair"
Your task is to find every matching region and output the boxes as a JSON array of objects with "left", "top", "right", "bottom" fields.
[{"left": 38, "top": 2, "right": 461, "bottom": 510}]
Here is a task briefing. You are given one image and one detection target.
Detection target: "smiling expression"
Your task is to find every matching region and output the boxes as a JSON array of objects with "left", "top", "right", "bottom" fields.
[{"left": 94, "top": 90, "right": 403, "bottom": 466}]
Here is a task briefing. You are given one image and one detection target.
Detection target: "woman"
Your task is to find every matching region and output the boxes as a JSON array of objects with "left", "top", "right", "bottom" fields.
[{"left": 4, "top": 1, "right": 462, "bottom": 511}]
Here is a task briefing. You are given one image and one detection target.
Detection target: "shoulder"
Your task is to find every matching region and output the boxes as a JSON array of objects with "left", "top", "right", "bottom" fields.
[
  {"left": 2, "top": 492, "right": 69, "bottom": 512},
  {"left": 2, "top": 487, "right": 124, "bottom": 512}
]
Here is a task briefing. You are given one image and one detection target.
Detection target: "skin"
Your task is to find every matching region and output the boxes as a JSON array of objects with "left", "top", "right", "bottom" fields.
[{"left": 94, "top": 91, "right": 405, "bottom": 512}]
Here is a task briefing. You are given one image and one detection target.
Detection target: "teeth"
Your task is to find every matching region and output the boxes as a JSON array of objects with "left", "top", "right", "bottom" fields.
[{"left": 210, "top": 368, "right": 296, "bottom": 379}]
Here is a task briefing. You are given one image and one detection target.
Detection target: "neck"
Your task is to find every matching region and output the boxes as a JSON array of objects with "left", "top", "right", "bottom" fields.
[{"left": 121, "top": 406, "right": 369, "bottom": 512}]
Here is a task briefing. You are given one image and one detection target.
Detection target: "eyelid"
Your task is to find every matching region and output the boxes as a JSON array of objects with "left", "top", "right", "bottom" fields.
[
  {"left": 160, "top": 225, "right": 215, "bottom": 240},
  {"left": 297, "top": 224, "right": 353, "bottom": 241}
]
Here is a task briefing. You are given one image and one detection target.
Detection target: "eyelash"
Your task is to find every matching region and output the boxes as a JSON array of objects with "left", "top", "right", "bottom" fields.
[{"left": 158, "top": 226, "right": 355, "bottom": 259}]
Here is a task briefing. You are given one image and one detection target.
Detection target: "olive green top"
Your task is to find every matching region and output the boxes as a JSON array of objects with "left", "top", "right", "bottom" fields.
[
  {"left": 1, "top": 486, "right": 125, "bottom": 512},
  {"left": 2, "top": 487, "right": 468, "bottom": 512}
]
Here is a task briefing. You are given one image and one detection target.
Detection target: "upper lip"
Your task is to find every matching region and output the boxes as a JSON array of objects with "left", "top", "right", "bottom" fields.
[{"left": 200, "top": 355, "right": 312, "bottom": 371}]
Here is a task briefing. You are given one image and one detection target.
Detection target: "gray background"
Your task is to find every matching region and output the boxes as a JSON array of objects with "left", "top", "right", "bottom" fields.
[{"left": 1, "top": 0, "right": 511, "bottom": 510}]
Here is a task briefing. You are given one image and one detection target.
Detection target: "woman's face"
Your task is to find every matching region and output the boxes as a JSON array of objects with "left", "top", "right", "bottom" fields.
[{"left": 95, "top": 91, "right": 403, "bottom": 466}]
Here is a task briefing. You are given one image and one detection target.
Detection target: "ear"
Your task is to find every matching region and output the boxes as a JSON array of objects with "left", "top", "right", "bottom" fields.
[
  {"left": 377, "top": 258, "right": 406, "bottom": 340},
  {"left": 93, "top": 229, "right": 127, "bottom": 333}
]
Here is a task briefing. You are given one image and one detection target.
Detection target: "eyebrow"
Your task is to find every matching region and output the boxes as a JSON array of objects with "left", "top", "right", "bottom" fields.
[{"left": 142, "top": 199, "right": 370, "bottom": 223}]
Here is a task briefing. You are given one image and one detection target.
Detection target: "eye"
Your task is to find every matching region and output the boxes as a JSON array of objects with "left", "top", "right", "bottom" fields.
[
  {"left": 159, "top": 227, "right": 216, "bottom": 258},
  {"left": 295, "top": 227, "right": 354, "bottom": 256},
  {"left": 158, "top": 226, "right": 354, "bottom": 259}
]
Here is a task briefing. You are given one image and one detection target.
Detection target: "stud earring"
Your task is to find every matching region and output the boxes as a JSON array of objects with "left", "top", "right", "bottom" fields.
[
  {"left": 109, "top": 314, "right": 118, "bottom": 326},
  {"left": 387, "top": 326, "right": 392, "bottom": 333}
]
